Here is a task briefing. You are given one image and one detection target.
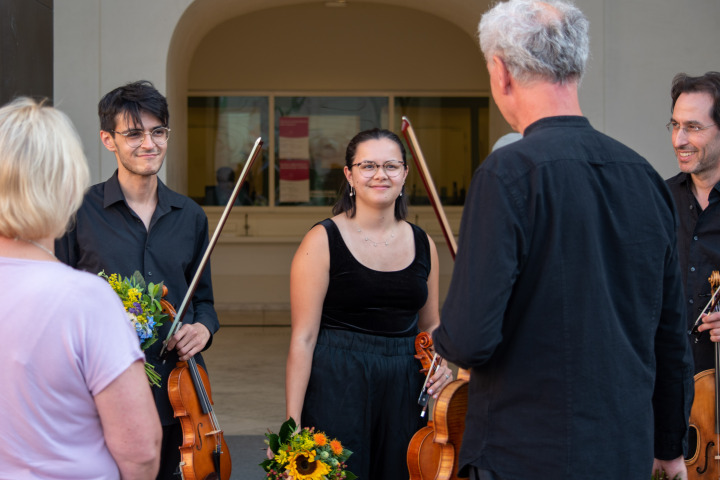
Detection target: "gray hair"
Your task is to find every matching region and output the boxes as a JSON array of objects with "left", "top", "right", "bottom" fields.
[
  {"left": 0, "top": 97, "right": 89, "bottom": 240},
  {"left": 479, "top": 0, "right": 589, "bottom": 85}
]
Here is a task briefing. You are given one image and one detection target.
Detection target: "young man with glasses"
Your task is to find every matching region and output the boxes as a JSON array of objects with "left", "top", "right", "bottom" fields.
[
  {"left": 666, "top": 72, "right": 720, "bottom": 375},
  {"left": 56, "top": 80, "right": 220, "bottom": 480}
]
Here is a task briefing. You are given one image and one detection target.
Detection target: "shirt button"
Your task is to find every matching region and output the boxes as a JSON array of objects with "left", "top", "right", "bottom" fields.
[
  {"left": 691, "top": 266, "right": 696, "bottom": 272},
  {"left": 148, "top": 271, "right": 152, "bottom": 276},
  {"left": 694, "top": 236, "right": 699, "bottom": 241},
  {"left": 690, "top": 299, "right": 694, "bottom": 304}
]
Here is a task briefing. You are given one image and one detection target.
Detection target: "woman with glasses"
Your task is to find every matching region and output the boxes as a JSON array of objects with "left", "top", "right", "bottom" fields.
[
  {"left": 283, "top": 128, "right": 453, "bottom": 480},
  {"left": 0, "top": 97, "right": 161, "bottom": 479}
]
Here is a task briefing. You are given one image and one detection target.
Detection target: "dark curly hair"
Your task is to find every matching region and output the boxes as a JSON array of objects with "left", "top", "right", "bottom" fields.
[{"left": 670, "top": 72, "right": 720, "bottom": 127}]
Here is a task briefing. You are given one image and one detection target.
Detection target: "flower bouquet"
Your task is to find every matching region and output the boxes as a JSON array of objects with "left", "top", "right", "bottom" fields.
[
  {"left": 261, "top": 417, "right": 357, "bottom": 480},
  {"left": 99, "top": 270, "right": 168, "bottom": 387}
]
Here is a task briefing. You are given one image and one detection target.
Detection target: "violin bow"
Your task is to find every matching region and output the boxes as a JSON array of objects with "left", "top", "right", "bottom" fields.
[
  {"left": 401, "top": 117, "right": 471, "bottom": 382},
  {"left": 159, "top": 137, "right": 264, "bottom": 361},
  {"left": 401, "top": 116, "right": 457, "bottom": 260}
]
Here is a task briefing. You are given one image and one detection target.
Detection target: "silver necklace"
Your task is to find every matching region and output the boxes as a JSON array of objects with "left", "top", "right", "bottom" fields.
[
  {"left": 18, "top": 238, "right": 56, "bottom": 260},
  {"left": 355, "top": 224, "right": 395, "bottom": 247}
]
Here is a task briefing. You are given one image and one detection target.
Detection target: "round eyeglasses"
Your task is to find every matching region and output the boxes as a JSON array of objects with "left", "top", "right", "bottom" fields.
[
  {"left": 351, "top": 161, "right": 406, "bottom": 178},
  {"left": 111, "top": 127, "right": 171, "bottom": 148},
  {"left": 666, "top": 121, "right": 717, "bottom": 137}
]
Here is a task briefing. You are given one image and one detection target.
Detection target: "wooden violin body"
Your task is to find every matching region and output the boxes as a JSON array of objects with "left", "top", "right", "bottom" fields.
[
  {"left": 161, "top": 295, "right": 231, "bottom": 480},
  {"left": 687, "top": 368, "right": 719, "bottom": 479},
  {"left": 407, "top": 332, "right": 469, "bottom": 480},
  {"left": 168, "top": 362, "right": 231, "bottom": 480},
  {"left": 686, "top": 271, "right": 720, "bottom": 479}
]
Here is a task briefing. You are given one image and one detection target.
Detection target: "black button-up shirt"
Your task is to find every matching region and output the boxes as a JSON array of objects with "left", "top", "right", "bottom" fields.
[
  {"left": 666, "top": 172, "right": 720, "bottom": 373},
  {"left": 56, "top": 171, "right": 219, "bottom": 424},
  {"left": 433, "top": 116, "right": 693, "bottom": 478}
]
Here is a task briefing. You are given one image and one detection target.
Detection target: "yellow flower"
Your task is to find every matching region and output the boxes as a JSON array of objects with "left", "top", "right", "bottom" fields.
[
  {"left": 313, "top": 433, "right": 327, "bottom": 447},
  {"left": 330, "top": 439, "right": 343, "bottom": 456},
  {"left": 274, "top": 447, "right": 290, "bottom": 466},
  {"left": 286, "top": 450, "right": 331, "bottom": 480}
]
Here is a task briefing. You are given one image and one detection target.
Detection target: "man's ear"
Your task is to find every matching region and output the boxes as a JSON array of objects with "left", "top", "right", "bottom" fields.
[
  {"left": 492, "top": 55, "right": 512, "bottom": 94},
  {"left": 100, "top": 130, "right": 117, "bottom": 152}
]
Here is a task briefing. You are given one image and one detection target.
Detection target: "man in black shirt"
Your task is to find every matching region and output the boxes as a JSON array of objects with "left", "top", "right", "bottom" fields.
[
  {"left": 666, "top": 72, "right": 720, "bottom": 375},
  {"left": 56, "top": 80, "right": 220, "bottom": 480},
  {"left": 432, "top": 1, "right": 693, "bottom": 479}
]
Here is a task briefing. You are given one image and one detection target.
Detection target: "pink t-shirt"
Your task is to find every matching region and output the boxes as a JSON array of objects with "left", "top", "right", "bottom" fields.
[{"left": 0, "top": 258, "right": 144, "bottom": 479}]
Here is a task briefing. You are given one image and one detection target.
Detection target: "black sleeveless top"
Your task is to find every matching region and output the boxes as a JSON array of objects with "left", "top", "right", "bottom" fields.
[{"left": 318, "top": 218, "right": 431, "bottom": 337}]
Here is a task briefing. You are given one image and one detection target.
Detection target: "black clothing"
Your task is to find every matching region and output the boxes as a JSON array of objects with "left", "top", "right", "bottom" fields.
[
  {"left": 301, "top": 218, "right": 430, "bottom": 480},
  {"left": 433, "top": 116, "right": 693, "bottom": 478},
  {"left": 302, "top": 329, "right": 424, "bottom": 480},
  {"left": 319, "top": 218, "right": 430, "bottom": 337},
  {"left": 55, "top": 171, "right": 219, "bottom": 425},
  {"left": 667, "top": 172, "right": 720, "bottom": 373}
]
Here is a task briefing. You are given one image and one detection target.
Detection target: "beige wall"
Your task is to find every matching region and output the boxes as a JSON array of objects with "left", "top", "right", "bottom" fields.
[{"left": 54, "top": 0, "right": 720, "bottom": 313}]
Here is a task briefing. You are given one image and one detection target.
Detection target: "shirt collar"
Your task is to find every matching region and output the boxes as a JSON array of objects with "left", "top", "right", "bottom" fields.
[
  {"left": 103, "top": 170, "right": 184, "bottom": 212},
  {"left": 674, "top": 172, "right": 720, "bottom": 198},
  {"left": 523, "top": 115, "right": 590, "bottom": 137}
]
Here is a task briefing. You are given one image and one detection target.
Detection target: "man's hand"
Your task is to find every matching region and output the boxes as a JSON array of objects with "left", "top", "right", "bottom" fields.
[
  {"left": 697, "top": 311, "right": 720, "bottom": 342},
  {"left": 652, "top": 456, "right": 687, "bottom": 480},
  {"left": 166, "top": 323, "right": 211, "bottom": 361}
]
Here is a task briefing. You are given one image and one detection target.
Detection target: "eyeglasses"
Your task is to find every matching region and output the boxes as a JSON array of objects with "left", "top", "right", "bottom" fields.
[
  {"left": 110, "top": 127, "right": 171, "bottom": 148},
  {"left": 351, "top": 160, "right": 406, "bottom": 178},
  {"left": 666, "top": 121, "right": 717, "bottom": 136}
]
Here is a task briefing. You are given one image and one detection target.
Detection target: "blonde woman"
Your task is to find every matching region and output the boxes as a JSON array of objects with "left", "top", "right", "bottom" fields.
[{"left": 0, "top": 97, "right": 161, "bottom": 479}]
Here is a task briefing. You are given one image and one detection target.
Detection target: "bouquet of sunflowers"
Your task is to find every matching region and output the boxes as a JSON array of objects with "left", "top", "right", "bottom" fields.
[
  {"left": 261, "top": 417, "right": 357, "bottom": 480},
  {"left": 99, "top": 270, "right": 168, "bottom": 387}
]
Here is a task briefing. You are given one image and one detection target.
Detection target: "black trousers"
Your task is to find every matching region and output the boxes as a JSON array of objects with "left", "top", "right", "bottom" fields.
[
  {"left": 302, "top": 328, "right": 425, "bottom": 480},
  {"left": 469, "top": 466, "right": 501, "bottom": 480},
  {"left": 156, "top": 423, "right": 182, "bottom": 480}
]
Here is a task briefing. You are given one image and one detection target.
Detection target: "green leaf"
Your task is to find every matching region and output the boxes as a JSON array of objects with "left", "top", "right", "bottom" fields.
[
  {"left": 131, "top": 270, "right": 146, "bottom": 291},
  {"left": 259, "top": 459, "right": 273, "bottom": 471},
  {"left": 337, "top": 448, "right": 353, "bottom": 462},
  {"left": 266, "top": 433, "right": 280, "bottom": 453},
  {"left": 278, "top": 417, "right": 296, "bottom": 444},
  {"left": 344, "top": 472, "right": 358, "bottom": 480}
]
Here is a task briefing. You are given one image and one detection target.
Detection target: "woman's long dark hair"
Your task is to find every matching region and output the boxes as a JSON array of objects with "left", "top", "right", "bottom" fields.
[{"left": 332, "top": 128, "right": 408, "bottom": 220}]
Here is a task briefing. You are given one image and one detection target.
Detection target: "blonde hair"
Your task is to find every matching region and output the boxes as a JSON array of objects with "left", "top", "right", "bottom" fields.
[{"left": 0, "top": 97, "right": 89, "bottom": 239}]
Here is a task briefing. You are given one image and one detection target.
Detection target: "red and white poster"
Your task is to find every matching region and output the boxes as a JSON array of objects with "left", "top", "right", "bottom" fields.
[{"left": 278, "top": 117, "right": 310, "bottom": 203}]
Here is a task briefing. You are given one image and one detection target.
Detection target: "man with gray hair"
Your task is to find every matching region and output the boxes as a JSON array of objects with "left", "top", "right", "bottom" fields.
[{"left": 432, "top": 1, "right": 693, "bottom": 479}]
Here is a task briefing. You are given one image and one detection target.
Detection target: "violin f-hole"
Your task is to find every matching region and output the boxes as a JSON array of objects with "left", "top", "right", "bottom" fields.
[
  {"left": 195, "top": 422, "right": 204, "bottom": 451},
  {"left": 698, "top": 441, "right": 715, "bottom": 474}
]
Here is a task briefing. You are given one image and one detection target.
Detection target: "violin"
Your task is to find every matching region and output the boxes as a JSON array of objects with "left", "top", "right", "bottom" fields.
[
  {"left": 161, "top": 296, "right": 231, "bottom": 480},
  {"left": 687, "top": 270, "right": 720, "bottom": 478},
  {"left": 407, "top": 333, "right": 444, "bottom": 480},
  {"left": 159, "top": 138, "right": 263, "bottom": 480},
  {"left": 402, "top": 117, "right": 470, "bottom": 480}
]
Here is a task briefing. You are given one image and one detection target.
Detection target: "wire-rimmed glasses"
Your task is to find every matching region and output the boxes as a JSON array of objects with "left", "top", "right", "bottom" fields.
[
  {"left": 666, "top": 121, "right": 717, "bottom": 137},
  {"left": 351, "top": 160, "right": 406, "bottom": 178},
  {"left": 111, "top": 127, "right": 171, "bottom": 148}
]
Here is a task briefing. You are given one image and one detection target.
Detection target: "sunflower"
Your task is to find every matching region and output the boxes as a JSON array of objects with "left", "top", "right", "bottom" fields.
[{"left": 287, "top": 450, "right": 331, "bottom": 480}]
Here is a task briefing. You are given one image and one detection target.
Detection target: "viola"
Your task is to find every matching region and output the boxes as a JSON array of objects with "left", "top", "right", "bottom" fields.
[
  {"left": 402, "top": 117, "right": 470, "bottom": 480},
  {"left": 158, "top": 138, "right": 263, "bottom": 480},
  {"left": 687, "top": 270, "right": 720, "bottom": 478}
]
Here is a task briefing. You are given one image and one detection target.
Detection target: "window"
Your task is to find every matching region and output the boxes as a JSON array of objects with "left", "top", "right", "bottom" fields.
[{"left": 187, "top": 94, "right": 488, "bottom": 208}]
